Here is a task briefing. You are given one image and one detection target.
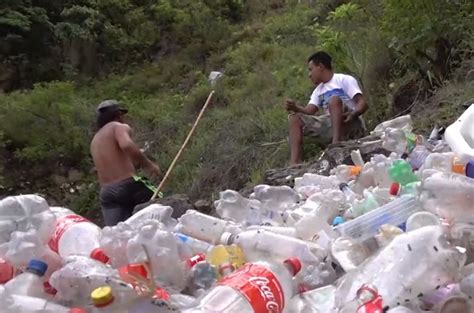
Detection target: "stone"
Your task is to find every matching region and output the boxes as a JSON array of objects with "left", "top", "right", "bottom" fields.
[{"left": 264, "top": 135, "right": 390, "bottom": 187}]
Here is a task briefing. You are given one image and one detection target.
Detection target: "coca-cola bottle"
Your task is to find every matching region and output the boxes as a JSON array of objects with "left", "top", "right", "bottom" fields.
[{"left": 184, "top": 258, "right": 301, "bottom": 313}]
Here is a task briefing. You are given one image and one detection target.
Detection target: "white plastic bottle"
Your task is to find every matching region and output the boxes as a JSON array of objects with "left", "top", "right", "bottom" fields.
[
  {"left": 48, "top": 208, "right": 102, "bottom": 258},
  {"left": 125, "top": 204, "right": 177, "bottom": 230},
  {"left": 4, "top": 259, "right": 48, "bottom": 299},
  {"left": 185, "top": 258, "right": 301, "bottom": 313},
  {"left": 177, "top": 210, "right": 242, "bottom": 244},
  {"left": 221, "top": 229, "right": 324, "bottom": 264}
]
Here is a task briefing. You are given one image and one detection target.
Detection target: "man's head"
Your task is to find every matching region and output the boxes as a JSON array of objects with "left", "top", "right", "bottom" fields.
[
  {"left": 307, "top": 51, "right": 333, "bottom": 85},
  {"left": 96, "top": 100, "right": 128, "bottom": 129}
]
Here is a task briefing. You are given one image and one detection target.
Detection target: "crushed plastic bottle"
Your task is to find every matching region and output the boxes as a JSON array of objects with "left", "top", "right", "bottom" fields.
[
  {"left": 4, "top": 259, "right": 49, "bottom": 299},
  {"left": 214, "top": 190, "right": 262, "bottom": 223},
  {"left": 335, "top": 226, "right": 465, "bottom": 309},
  {"left": 184, "top": 258, "right": 301, "bottom": 313}
]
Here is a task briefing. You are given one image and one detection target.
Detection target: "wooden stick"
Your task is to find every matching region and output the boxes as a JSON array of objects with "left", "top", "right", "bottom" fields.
[{"left": 150, "top": 90, "right": 215, "bottom": 200}]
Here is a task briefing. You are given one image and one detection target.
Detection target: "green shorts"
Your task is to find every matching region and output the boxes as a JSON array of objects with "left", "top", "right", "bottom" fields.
[{"left": 290, "top": 113, "right": 367, "bottom": 144}]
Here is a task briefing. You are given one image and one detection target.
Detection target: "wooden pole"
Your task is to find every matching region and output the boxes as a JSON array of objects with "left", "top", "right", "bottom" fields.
[{"left": 150, "top": 90, "right": 215, "bottom": 200}]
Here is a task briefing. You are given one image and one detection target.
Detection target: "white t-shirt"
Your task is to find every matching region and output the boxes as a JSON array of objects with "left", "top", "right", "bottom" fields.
[{"left": 309, "top": 73, "right": 362, "bottom": 113}]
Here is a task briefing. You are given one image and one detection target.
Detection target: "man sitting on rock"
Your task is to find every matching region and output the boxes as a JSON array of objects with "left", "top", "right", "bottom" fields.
[{"left": 285, "top": 51, "right": 368, "bottom": 165}]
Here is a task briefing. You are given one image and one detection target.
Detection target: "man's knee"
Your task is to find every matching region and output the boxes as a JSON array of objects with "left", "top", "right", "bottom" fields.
[
  {"left": 288, "top": 113, "right": 303, "bottom": 127},
  {"left": 328, "top": 96, "right": 343, "bottom": 112}
]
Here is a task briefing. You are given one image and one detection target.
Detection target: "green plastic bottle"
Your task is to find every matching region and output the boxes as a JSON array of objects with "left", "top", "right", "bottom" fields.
[{"left": 388, "top": 160, "right": 419, "bottom": 186}]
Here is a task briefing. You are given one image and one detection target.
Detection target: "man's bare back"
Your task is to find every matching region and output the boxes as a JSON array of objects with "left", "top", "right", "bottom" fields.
[{"left": 91, "top": 122, "right": 136, "bottom": 186}]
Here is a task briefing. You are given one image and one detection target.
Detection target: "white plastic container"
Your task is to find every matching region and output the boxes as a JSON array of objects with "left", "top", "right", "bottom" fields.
[{"left": 445, "top": 103, "right": 474, "bottom": 163}]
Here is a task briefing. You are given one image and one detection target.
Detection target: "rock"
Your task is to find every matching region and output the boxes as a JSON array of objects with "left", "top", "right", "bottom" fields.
[
  {"left": 264, "top": 135, "right": 390, "bottom": 187},
  {"left": 133, "top": 194, "right": 195, "bottom": 219},
  {"left": 194, "top": 199, "right": 214, "bottom": 215}
]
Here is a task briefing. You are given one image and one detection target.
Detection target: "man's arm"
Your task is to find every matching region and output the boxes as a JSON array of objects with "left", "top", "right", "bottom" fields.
[
  {"left": 344, "top": 93, "right": 368, "bottom": 123},
  {"left": 114, "top": 124, "right": 162, "bottom": 178},
  {"left": 285, "top": 99, "right": 318, "bottom": 115}
]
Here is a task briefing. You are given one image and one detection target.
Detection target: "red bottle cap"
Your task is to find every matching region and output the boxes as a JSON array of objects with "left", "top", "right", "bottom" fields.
[
  {"left": 389, "top": 182, "right": 401, "bottom": 196},
  {"left": 284, "top": 258, "right": 302, "bottom": 276},
  {"left": 90, "top": 248, "right": 110, "bottom": 264},
  {"left": 186, "top": 253, "right": 206, "bottom": 268}
]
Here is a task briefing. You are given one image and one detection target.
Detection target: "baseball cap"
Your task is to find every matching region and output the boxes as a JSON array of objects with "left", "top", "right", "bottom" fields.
[{"left": 96, "top": 100, "right": 128, "bottom": 114}]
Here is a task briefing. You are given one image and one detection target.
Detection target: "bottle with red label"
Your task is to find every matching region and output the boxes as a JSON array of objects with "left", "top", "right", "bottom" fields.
[
  {"left": 49, "top": 207, "right": 102, "bottom": 258},
  {"left": 184, "top": 258, "right": 301, "bottom": 313}
]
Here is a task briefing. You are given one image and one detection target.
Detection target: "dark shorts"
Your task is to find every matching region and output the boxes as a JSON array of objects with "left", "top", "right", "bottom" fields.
[{"left": 99, "top": 176, "right": 155, "bottom": 226}]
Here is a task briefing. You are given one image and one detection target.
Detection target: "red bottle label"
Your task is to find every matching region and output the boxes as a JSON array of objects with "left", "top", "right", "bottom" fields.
[
  {"left": 357, "top": 295, "right": 384, "bottom": 313},
  {"left": 48, "top": 214, "right": 88, "bottom": 252},
  {"left": 218, "top": 263, "right": 284, "bottom": 313}
]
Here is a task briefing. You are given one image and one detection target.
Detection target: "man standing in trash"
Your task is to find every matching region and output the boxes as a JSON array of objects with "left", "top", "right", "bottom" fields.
[
  {"left": 90, "top": 100, "right": 162, "bottom": 226},
  {"left": 286, "top": 51, "right": 368, "bottom": 165}
]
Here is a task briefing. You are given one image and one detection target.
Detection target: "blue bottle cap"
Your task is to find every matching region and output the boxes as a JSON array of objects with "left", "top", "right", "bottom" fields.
[
  {"left": 332, "top": 216, "right": 345, "bottom": 226},
  {"left": 27, "top": 259, "right": 48, "bottom": 276},
  {"left": 466, "top": 160, "right": 474, "bottom": 179}
]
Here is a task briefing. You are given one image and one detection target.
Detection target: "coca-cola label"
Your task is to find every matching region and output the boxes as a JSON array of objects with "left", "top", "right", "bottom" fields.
[
  {"left": 48, "top": 214, "right": 88, "bottom": 252},
  {"left": 218, "top": 263, "right": 284, "bottom": 313}
]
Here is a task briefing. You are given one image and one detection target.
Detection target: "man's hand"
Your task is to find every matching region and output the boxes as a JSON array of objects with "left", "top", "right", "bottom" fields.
[
  {"left": 285, "top": 99, "right": 298, "bottom": 112},
  {"left": 343, "top": 112, "right": 357, "bottom": 123}
]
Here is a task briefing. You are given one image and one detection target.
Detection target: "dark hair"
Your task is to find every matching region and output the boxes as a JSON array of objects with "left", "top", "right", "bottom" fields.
[
  {"left": 96, "top": 109, "right": 122, "bottom": 129},
  {"left": 308, "top": 51, "right": 332, "bottom": 70}
]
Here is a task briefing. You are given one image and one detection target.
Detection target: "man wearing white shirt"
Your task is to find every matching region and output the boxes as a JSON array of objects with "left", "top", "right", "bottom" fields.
[{"left": 286, "top": 51, "right": 368, "bottom": 165}]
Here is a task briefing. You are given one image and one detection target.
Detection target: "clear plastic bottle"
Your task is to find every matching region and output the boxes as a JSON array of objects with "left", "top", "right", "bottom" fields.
[
  {"left": 214, "top": 190, "right": 262, "bottom": 223},
  {"left": 185, "top": 258, "right": 301, "bottom": 313},
  {"left": 125, "top": 203, "right": 177, "bottom": 230},
  {"left": 221, "top": 229, "right": 324, "bottom": 265},
  {"left": 7, "top": 293, "right": 86, "bottom": 313},
  {"left": 48, "top": 209, "right": 102, "bottom": 258},
  {"left": 176, "top": 233, "right": 214, "bottom": 255},
  {"left": 334, "top": 226, "right": 465, "bottom": 309},
  {"left": 0, "top": 195, "right": 56, "bottom": 246},
  {"left": 206, "top": 245, "right": 246, "bottom": 278},
  {"left": 89, "top": 286, "right": 130, "bottom": 313},
  {"left": 100, "top": 222, "right": 135, "bottom": 268},
  {"left": 420, "top": 172, "right": 474, "bottom": 223},
  {"left": 251, "top": 184, "right": 300, "bottom": 212},
  {"left": 177, "top": 210, "right": 242, "bottom": 244},
  {"left": 4, "top": 259, "right": 48, "bottom": 299},
  {"left": 334, "top": 165, "right": 362, "bottom": 182}
]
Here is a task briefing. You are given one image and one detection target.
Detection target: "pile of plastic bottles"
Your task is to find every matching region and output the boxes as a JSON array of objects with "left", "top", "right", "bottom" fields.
[{"left": 1, "top": 104, "right": 473, "bottom": 313}]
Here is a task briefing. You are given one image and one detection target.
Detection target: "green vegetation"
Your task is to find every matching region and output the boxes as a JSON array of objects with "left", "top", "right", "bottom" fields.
[{"left": 1, "top": 0, "right": 473, "bottom": 217}]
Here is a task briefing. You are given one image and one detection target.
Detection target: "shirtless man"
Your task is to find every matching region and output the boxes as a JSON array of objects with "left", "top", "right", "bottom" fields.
[{"left": 90, "top": 100, "right": 162, "bottom": 226}]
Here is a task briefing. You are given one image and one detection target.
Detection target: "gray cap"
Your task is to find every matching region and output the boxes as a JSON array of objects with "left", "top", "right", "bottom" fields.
[{"left": 96, "top": 99, "right": 128, "bottom": 114}]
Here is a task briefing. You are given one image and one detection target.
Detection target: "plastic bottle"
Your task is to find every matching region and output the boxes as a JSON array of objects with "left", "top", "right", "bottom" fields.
[
  {"left": 206, "top": 245, "right": 246, "bottom": 278},
  {"left": 372, "top": 115, "right": 412, "bottom": 136},
  {"left": 338, "top": 284, "right": 383, "bottom": 313},
  {"left": 389, "top": 182, "right": 420, "bottom": 197},
  {"left": 4, "top": 259, "right": 48, "bottom": 299},
  {"left": 100, "top": 222, "right": 135, "bottom": 268},
  {"left": 408, "top": 145, "right": 431, "bottom": 170},
  {"left": 221, "top": 229, "right": 324, "bottom": 265},
  {"left": 126, "top": 220, "right": 187, "bottom": 292},
  {"left": 125, "top": 204, "right": 177, "bottom": 230},
  {"left": 6, "top": 293, "right": 86, "bottom": 313},
  {"left": 251, "top": 184, "right": 300, "bottom": 212},
  {"left": 388, "top": 160, "right": 419, "bottom": 186},
  {"left": 334, "top": 165, "right": 362, "bottom": 182},
  {"left": 340, "top": 183, "right": 380, "bottom": 218},
  {"left": 89, "top": 286, "right": 130, "bottom": 313},
  {"left": 381, "top": 128, "right": 409, "bottom": 154},
  {"left": 214, "top": 190, "right": 262, "bottom": 223},
  {"left": 405, "top": 212, "right": 440, "bottom": 231},
  {"left": 0, "top": 258, "right": 15, "bottom": 284},
  {"left": 48, "top": 209, "right": 102, "bottom": 258},
  {"left": 420, "top": 172, "right": 474, "bottom": 223},
  {"left": 294, "top": 173, "right": 340, "bottom": 190},
  {"left": 444, "top": 103, "right": 474, "bottom": 163},
  {"left": 176, "top": 233, "right": 214, "bottom": 255},
  {"left": 177, "top": 210, "right": 242, "bottom": 244},
  {"left": 330, "top": 237, "right": 370, "bottom": 272},
  {"left": 3, "top": 230, "right": 63, "bottom": 279},
  {"left": 334, "top": 226, "right": 466, "bottom": 309},
  {"left": 49, "top": 256, "right": 124, "bottom": 307},
  {"left": 0, "top": 195, "right": 56, "bottom": 246},
  {"left": 286, "top": 285, "right": 336, "bottom": 313},
  {"left": 185, "top": 258, "right": 301, "bottom": 313}
]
